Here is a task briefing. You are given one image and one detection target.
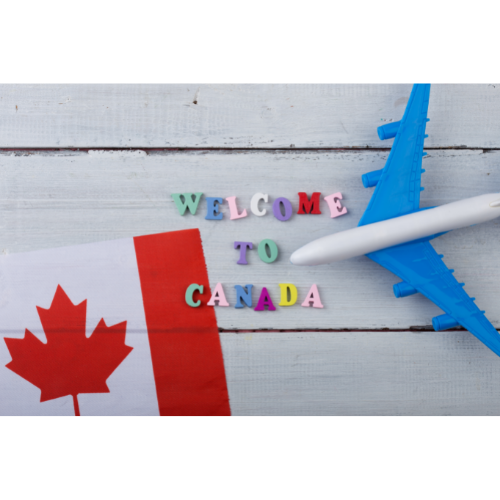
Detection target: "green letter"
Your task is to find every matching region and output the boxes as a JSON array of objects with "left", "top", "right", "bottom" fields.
[
  {"left": 172, "top": 192, "right": 203, "bottom": 215},
  {"left": 186, "top": 283, "right": 204, "bottom": 307},
  {"left": 258, "top": 239, "right": 279, "bottom": 263}
]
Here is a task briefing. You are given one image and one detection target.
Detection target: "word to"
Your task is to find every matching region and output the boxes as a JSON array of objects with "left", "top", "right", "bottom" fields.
[
  {"left": 172, "top": 192, "right": 347, "bottom": 221},
  {"left": 235, "top": 239, "right": 279, "bottom": 264},
  {"left": 185, "top": 283, "right": 324, "bottom": 310}
]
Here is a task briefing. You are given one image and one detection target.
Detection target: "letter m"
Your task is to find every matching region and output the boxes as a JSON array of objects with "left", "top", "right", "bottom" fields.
[
  {"left": 171, "top": 192, "right": 203, "bottom": 215},
  {"left": 297, "top": 192, "right": 322, "bottom": 214}
]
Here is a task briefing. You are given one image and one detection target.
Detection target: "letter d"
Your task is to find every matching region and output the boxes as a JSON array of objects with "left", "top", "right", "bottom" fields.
[{"left": 278, "top": 283, "right": 298, "bottom": 306}]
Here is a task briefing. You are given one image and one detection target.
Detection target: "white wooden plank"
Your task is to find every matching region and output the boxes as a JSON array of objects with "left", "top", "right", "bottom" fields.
[
  {"left": 0, "top": 149, "right": 499, "bottom": 330},
  {"left": 1, "top": 84, "right": 500, "bottom": 148},
  {"left": 222, "top": 330, "right": 500, "bottom": 415}
]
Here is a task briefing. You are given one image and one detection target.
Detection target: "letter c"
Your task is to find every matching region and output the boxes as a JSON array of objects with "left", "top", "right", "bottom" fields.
[
  {"left": 250, "top": 192, "right": 268, "bottom": 216},
  {"left": 185, "top": 284, "right": 204, "bottom": 307}
]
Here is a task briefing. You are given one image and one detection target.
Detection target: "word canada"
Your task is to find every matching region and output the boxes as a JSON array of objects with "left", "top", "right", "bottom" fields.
[{"left": 186, "top": 283, "right": 324, "bottom": 310}]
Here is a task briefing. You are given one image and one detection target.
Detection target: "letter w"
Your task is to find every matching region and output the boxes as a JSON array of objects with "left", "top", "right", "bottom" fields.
[
  {"left": 172, "top": 193, "right": 203, "bottom": 215},
  {"left": 297, "top": 192, "right": 322, "bottom": 214}
]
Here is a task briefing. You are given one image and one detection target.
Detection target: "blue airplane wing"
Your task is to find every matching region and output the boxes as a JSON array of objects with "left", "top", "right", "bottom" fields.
[
  {"left": 367, "top": 240, "right": 500, "bottom": 356},
  {"left": 358, "top": 84, "right": 431, "bottom": 227}
]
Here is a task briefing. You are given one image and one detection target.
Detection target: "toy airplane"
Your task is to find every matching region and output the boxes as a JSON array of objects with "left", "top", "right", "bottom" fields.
[{"left": 291, "top": 84, "right": 500, "bottom": 357}]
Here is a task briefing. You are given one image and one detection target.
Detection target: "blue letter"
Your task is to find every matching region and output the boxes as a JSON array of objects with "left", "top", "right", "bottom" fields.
[
  {"left": 234, "top": 284, "right": 253, "bottom": 308},
  {"left": 205, "top": 197, "right": 223, "bottom": 220}
]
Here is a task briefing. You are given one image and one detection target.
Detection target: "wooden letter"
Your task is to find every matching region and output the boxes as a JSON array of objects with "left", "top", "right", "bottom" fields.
[
  {"left": 171, "top": 192, "right": 203, "bottom": 216},
  {"left": 205, "top": 197, "right": 224, "bottom": 220},
  {"left": 324, "top": 192, "right": 348, "bottom": 218},
  {"left": 234, "top": 241, "right": 253, "bottom": 265},
  {"left": 297, "top": 192, "right": 322, "bottom": 214},
  {"left": 185, "top": 284, "right": 204, "bottom": 307},
  {"left": 254, "top": 287, "right": 276, "bottom": 311},
  {"left": 234, "top": 285, "right": 253, "bottom": 309},
  {"left": 278, "top": 283, "right": 298, "bottom": 306},
  {"left": 207, "top": 283, "right": 229, "bottom": 306},
  {"left": 301, "top": 284, "right": 324, "bottom": 308},
  {"left": 226, "top": 196, "right": 248, "bottom": 220},
  {"left": 258, "top": 239, "right": 278, "bottom": 263},
  {"left": 272, "top": 197, "right": 293, "bottom": 221},
  {"left": 250, "top": 192, "right": 268, "bottom": 216}
]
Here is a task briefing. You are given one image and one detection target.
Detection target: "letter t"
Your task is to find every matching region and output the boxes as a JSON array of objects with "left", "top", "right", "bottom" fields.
[{"left": 234, "top": 241, "right": 253, "bottom": 265}]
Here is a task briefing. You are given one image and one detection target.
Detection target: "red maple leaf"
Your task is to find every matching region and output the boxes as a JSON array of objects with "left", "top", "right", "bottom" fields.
[{"left": 4, "top": 285, "right": 133, "bottom": 416}]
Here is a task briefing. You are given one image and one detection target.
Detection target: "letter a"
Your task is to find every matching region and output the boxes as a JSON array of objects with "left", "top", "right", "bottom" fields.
[
  {"left": 207, "top": 283, "right": 229, "bottom": 306},
  {"left": 171, "top": 192, "right": 203, "bottom": 215},
  {"left": 301, "top": 284, "right": 324, "bottom": 308},
  {"left": 254, "top": 287, "right": 276, "bottom": 311},
  {"left": 278, "top": 283, "right": 298, "bottom": 306}
]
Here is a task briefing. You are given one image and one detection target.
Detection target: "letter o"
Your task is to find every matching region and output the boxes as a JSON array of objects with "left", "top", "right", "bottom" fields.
[
  {"left": 258, "top": 239, "right": 279, "bottom": 263},
  {"left": 272, "top": 197, "right": 293, "bottom": 221}
]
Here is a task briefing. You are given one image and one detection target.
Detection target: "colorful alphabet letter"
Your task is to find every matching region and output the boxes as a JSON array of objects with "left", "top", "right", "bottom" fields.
[
  {"left": 278, "top": 283, "right": 298, "bottom": 306},
  {"left": 324, "top": 192, "right": 348, "bottom": 218},
  {"left": 207, "top": 283, "right": 229, "bottom": 306},
  {"left": 172, "top": 192, "right": 203, "bottom": 215},
  {"left": 297, "top": 192, "right": 322, "bottom": 214},
  {"left": 250, "top": 192, "right": 268, "bottom": 216},
  {"left": 254, "top": 287, "right": 276, "bottom": 311},
  {"left": 258, "top": 239, "right": 279, "bottom": 263},
  {"left": 225, "top": 196, "right": 248, "bottom": 220},
  {"left": 234, "top": 285, "right": 253, "bottom": 309},
  {"left": 186, "top": 283, "right": 204, "bottom": 307},
  {"left": 205, "top": 197, "right": 224, "bottom": 220},
  {"left": 234, "top": 241, "right": 253, "bottom": 265},
  {"left": 273, "top": 197, "right": 293, "bottom": 222},
  {"left": 301, "top": 284, "right": 324, "bottom": 308}
]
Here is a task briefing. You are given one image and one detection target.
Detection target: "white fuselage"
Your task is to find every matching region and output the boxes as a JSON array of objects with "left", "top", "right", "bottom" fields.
[{"left": 290, "top": 193, "right": 500, "bottom": 266}]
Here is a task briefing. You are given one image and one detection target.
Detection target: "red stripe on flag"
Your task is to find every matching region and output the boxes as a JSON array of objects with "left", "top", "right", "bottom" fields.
[{"left": 133, "top": 229, "right": 231, "bottom": 416}]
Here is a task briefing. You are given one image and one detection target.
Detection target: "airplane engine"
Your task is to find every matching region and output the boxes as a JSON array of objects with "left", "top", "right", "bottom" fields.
[
  {"left": 377, "top": 120, "right": 401, "bottom": 140},
  {"left": 432, "top": 314, "right": 460, "bottom": 331},
  {"left": 361, "top": 168, "right": 383, "bottom": 188},
  {"left": 393, "top": 282, "right": 418, "bottom": 298}
]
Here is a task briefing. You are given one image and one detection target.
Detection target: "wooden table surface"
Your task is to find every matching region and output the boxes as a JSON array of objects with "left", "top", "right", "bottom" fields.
[{"left": 2, "top": 84, "right": 500, "bottom": 415}]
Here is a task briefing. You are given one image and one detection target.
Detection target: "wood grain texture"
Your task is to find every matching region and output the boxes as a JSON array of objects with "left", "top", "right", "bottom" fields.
[
  {"left": 1, "top": 84, "right": 500, "bottom": 148},
  {"left": 221, "top": 330, "right": 500, "bottom": 415},
  {"left": 1, "top": 148, "right": 499, "bottom": 330}
]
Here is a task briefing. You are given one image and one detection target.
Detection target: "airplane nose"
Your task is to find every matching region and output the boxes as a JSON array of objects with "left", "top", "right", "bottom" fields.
[
  {"left": 290, "top": 246, "right": 312, "bottom": 266},
  {"left": 290, "top": 250, "right": 301, "bottom": 265},
  {"left": 490, "top": 200, "right": 500, "bottom": 207}
]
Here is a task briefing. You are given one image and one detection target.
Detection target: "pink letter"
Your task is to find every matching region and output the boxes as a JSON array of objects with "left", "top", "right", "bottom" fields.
[
  {"left": 207, "top": 283, "right": 229, "bottom": 306},
  {"left": 225, "top": 196, "right": 248, "bottom": 220},
  {"left": 301, "top": 284, "right": 324, "bottom": 308},
  {"left": 324, "top": 192, "right": 347, "bottom": 218},
  {"left": 254, "top": 287, "right": 276, "bottom": 311}
]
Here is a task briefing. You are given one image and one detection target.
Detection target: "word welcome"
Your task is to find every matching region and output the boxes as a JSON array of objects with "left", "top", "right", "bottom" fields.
[
  {"left": 172, "top": 192, "right": 347, "bottom": 221},
  {"left": 186, "top": 283, "right": 324, "bottom": 310}
]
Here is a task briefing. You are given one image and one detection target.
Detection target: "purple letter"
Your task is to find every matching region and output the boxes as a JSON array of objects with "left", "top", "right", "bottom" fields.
[
  {"left": 273, "top": 197, "right": 293, "bottom": 222},
  {"left": 254, "top": 287, "right": 276, "bottom": 311},
  {"left": 234, "top": 241, "right": 253, "bottom": 265}
]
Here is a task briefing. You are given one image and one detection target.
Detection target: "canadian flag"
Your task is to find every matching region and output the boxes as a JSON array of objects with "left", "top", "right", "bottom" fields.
[{"left": 0, "top": 229, "right": 231, "bottom": 416}]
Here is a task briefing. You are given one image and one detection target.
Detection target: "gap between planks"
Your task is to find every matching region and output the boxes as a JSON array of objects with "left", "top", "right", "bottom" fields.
[
  {"left": 0, "top": 147, "right": 498, "bottom": 154},
  {"left": 219, "top": 328, "right": 481, "bottom": 333}
]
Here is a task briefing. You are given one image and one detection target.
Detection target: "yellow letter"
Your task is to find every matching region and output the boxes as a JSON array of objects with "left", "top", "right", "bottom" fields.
[{"left": 278, "top": 283, "right": 298, "bottom": 306}]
